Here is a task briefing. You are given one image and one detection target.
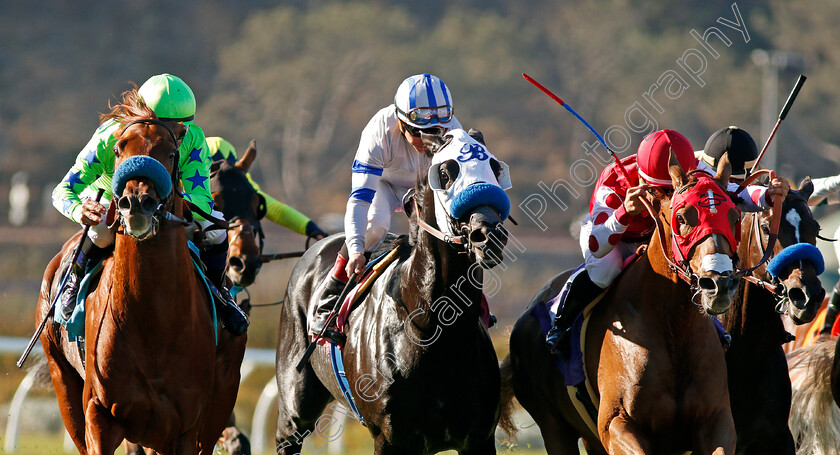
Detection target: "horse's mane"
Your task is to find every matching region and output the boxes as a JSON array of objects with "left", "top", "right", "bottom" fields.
[{"left": 99, "top": 87, "right": 158, "bottom": 134}]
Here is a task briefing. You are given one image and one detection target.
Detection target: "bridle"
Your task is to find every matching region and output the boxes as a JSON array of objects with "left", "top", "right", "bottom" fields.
[{"left": 112, "top": 118, "right": 191, "bottom": 239}]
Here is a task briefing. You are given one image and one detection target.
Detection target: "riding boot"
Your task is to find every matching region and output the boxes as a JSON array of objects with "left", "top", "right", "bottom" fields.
[
  {"left": 310, "top": 253, "right": 349, "bottom": 336},
  {"left": 545, "top": 269, "right": 604, "bottom": 358},
  {"left": 60, "top": 241, "right": 107, "bottom": 321},
  {"left": 203, "top": 244, "right": 250, "bottom": 336},
  {"left": 819, "top": 288, "right": 840, "bottom": 336}
]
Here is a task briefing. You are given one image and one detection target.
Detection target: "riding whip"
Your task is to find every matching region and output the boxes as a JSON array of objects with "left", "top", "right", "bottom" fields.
[
  {"left": 18, "top": 189, "right": 105, "bottom": 368},
  {"left": 749, "top": 74, "right": 806, "bottom": 175},
  {"left": 523, "top": 73, "right": 633, "bottom": 184},
  {"left": 296, "top": 271, "right": 359, "bottom": 372}
]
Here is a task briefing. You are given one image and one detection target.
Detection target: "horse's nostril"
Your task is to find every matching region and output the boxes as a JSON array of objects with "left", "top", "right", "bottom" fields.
[
  {"left": 469, "top": 229, "right": 488, "bottom": 245},
  {"left": 141, "top": 196, "right": 158, "bottom": 213},
  {"left": 698, "top": 277, "right": 716, "bottom": 291},
  {"left": 788, "top": 287, "right": 807, "bottom": 304},
  {"left": 229, "top": 256, "right": 245, "bottom": 272}
]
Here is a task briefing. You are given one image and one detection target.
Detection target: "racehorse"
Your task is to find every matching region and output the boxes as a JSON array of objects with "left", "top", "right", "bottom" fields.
[
  {"left": 787, "top": 337, "right": 840, "bottom": 455},
  {"left": 720, "top": 177, "right": 824, "bottom": 455},
  {"left": 123, "top": 143, "right": 262, "bottom": 455},
  {"left": 275, "top": 129, "right": 511, "bottom": 454},
  {"left": 38, "top": 100, "right": 244, "bottom": 454},
  {"left": 504, "top": 155, "right": 739, "bottom": 454}
]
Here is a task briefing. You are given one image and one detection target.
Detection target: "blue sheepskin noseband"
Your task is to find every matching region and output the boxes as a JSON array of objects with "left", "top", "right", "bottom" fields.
[
  {"left": 450, "top": 183, "right": 511, "bottom": 220},
  {"left": 112, "top": 155, "right": 173, "bottom": 199},
  {"left": 767, "top": 243, "right": 824, "bottom": 277}
]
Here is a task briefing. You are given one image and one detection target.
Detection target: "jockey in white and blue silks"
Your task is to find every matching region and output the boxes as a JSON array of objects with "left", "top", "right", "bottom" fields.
[{"left": 310, "top": 73, "right": 462, "bottom": 336}]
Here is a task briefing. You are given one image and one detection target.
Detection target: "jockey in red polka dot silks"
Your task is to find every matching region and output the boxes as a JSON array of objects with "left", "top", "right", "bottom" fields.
[{"left": 545, "top": 129, "right": 789, "bottom": 356}]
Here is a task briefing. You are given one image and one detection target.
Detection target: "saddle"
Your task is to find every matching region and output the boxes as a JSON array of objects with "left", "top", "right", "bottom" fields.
[
  {"left": 313, "top": 235, "right": 410, "bottom": 347},
  {"left": 52, "top": 240, "right": 221, "bottom": 344}
]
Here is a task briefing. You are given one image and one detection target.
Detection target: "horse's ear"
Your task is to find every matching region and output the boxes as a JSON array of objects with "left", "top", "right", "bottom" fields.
[
  {"left": 236, "top": 139, "right": 257, "bottom": 172},
  {"left": 798, "top": 176, "right": 814, "bottom": 200},
  {"left": 714, "top": 152, "right": 732, "bottom": 190},
  {"left": 668, "top": 148, "right": 688, "bottom": 189},
  {"left": 421, "top": 132, "right": 448, "bottom": 155},
  {"left": 402, "top": 188, "right": 417, "bottom": 217}
]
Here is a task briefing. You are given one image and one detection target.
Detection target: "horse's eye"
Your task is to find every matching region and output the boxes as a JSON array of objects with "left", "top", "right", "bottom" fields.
[
  {"left": 761, "top": 224, "right": 770, "bottom": 235},
  {"left": 490, "top": 159, "right": 502, "bottom": 178},
  {"left": 439, "top": 168, "right": 450, "bottom": 187},
  {"left": 676, "top": 214, "right": 685, "bottom": 224}
]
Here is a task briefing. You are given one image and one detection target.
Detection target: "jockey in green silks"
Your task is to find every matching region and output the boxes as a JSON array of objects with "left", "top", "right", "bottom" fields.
[
  {"left": 51, "top": 73, "right": 249, "bottom": 336},
  {"left": 204, "top": 137, "right": 328, "bottom": 240}
]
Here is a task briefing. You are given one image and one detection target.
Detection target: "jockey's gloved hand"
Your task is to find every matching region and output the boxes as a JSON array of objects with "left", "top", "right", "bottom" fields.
[
  {"left": 467, "top": 128, "right": 486, "bottom": 146},
  {"left": 305, "top": 220, "right": 328, "bottom": 240}
]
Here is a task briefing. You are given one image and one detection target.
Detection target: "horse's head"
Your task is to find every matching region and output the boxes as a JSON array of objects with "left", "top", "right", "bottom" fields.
[
  {"left": 410, "top": 129, "right": 511, "bottom": 268},
  {"left": 661, "top": 152, "right": 741, "bottom": 314},
  {"left": 210, "top": 141, "right": 265, "bottom": 287},
  {"left": 110, "top": 101, "right": 185, "bottom": 240},
  {"left": 754, "top": 178, "right": 825, "bottom": 323}
]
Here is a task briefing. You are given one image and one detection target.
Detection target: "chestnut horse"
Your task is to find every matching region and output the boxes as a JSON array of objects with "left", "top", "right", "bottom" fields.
[
  {"left": 123, "top": 144, "right": 261, "bottom": 455},
  {"left": 720, "top": 178, "right": 824, "bottom": 455},
  {"left": 39, "top": 102, "right": 244, "bottom": 454},
  {"left": 275, "top": 129, "right": 510, "bottom": 454},
  {"left": 504, "top": 156, "right": 739, "bottom": 454}
]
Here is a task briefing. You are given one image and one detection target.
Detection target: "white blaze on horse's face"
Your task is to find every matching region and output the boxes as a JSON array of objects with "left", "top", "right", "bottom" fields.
[
  {"left": 786, "top": 208, "right": 801, "bottom": 243},
  {"left": 427, "top": 129, "right": 511, "bottom": 235}
]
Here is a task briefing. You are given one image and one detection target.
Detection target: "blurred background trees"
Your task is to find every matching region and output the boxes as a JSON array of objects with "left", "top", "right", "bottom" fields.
[{"left": 1, "top": 0, "right": 839, "bottom": 332}]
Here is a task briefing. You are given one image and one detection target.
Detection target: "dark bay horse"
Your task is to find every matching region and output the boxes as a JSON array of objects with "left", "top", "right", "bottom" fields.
[
  {"left": 275, "top": 129, "right": 511, "bottom": 454},
  {"left": 123, "top": 144, "right": 262, "bottom": 455},
  {"left": 720, "top": 177, "right": 824, "bottom": 455},
  {"left": 39, "top": 102, "right": 244, "bottom": 454},
  {"left": 504, "top": 156, "right": 740, "bottom": 454}
]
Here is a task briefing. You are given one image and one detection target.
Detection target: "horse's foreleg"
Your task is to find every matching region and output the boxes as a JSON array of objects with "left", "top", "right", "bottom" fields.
[
  {"left": 44, "top": 343, "right": 88, "bottom": 454},
  {"left": 83, "top": 397, "right": 127, "bottom": 455},
  {"left": 693, "top": 410, "right": 736, "bottom": 455},
  {"left": 601, "top": 416, "right": 652, "bottom": 455}
]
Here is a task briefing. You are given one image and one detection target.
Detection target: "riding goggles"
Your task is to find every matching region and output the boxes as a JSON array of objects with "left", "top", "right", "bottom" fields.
[
  {"left": 397, "top": 105, "right": 454, "bottom": 125},
  {"left": 402, "top": 122, "right": 446, "bottom": 138}
]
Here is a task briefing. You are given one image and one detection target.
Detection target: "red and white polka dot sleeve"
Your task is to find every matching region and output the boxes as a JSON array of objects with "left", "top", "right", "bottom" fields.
[{"left": 587, "top": 186, "right": 633, "bottom": 258}]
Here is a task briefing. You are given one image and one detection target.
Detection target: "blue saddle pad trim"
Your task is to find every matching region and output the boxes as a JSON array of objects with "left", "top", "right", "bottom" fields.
[
  {"left": 329, "top": 341, "right": 366, "bottom": 426},
  {"left": 187, "top": 240, "right": 218, "bottom": 345},
  {"left": 57, "top": 241, "right": 219, "bottom": 345},
  {"left": 58, "top": 259, "right": 104, "bottom": 342}
]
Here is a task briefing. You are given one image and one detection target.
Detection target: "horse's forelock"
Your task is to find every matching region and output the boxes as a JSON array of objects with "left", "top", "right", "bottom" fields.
[{"left": 101, "top": 89, "right": 158, "bottom": 133}]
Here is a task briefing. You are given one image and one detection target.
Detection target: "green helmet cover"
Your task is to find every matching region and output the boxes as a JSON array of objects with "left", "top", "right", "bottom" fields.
[{"left": 138, "top": 73, "right": 196, "bottom": 121}]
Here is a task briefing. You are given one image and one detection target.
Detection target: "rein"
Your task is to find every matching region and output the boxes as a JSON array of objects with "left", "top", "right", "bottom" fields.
[
  {"left": 732, "top": 169, "right": 783, "bottom": 278},
  {"left": 638, "top": 196, "right": 698, "bottom": 288},
  {"left": 412, "top": 197, "right": 466, "bottom": 246}
]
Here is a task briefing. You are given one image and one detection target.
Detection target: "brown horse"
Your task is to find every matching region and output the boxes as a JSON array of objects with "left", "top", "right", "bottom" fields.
[
  {"left": 720, "top": 178, "right": 824, "bottom": 455},
  {"left": 39, "top": 100, "right": 244, "bottom": 454},
  {"left": 123, "top": 144, "right": 261, "bottom": 455},
  {"left": 504, "top": 156, "right": 739, "bottom": 454}
]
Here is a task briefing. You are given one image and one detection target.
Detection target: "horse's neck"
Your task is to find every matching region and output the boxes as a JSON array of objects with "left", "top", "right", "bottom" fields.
[
  {"left": 724, "top": 217, "right": 785, "bottom": 339},
  {"left": 401, "top": 228, "right": 483, "bottom": 335},
  {"left": 111, "top": 226, "right": 193, "bottom": 315}
]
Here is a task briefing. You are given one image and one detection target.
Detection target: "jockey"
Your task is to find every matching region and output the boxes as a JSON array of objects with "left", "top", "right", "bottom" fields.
[
  {"left": 51, "top": 73, "right": 249, "bottom": 336},
  {"left": 309, "top": 73, "right": 462, "bottom": 336},
  {"left": 807, "top": 172, "right": 840, "bottom": 336},
  {"left": 695, "top": 126, "right": 759, "bottom": 183},
  {"left": 205, "top": 137, "right": 328, "bottom": 240},
  {"left": 545, "top": 129, "right": 790, "bottom": 356}
]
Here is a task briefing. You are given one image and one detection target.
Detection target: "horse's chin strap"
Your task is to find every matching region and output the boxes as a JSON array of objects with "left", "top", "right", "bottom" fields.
[{"left": 412, "top": 197, "right": 466, "bottom": 246}]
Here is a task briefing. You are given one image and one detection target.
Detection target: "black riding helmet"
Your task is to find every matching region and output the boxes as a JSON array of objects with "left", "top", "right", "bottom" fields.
[{"left": 697, "top": 126, "right": 758, "bottom": 179}]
